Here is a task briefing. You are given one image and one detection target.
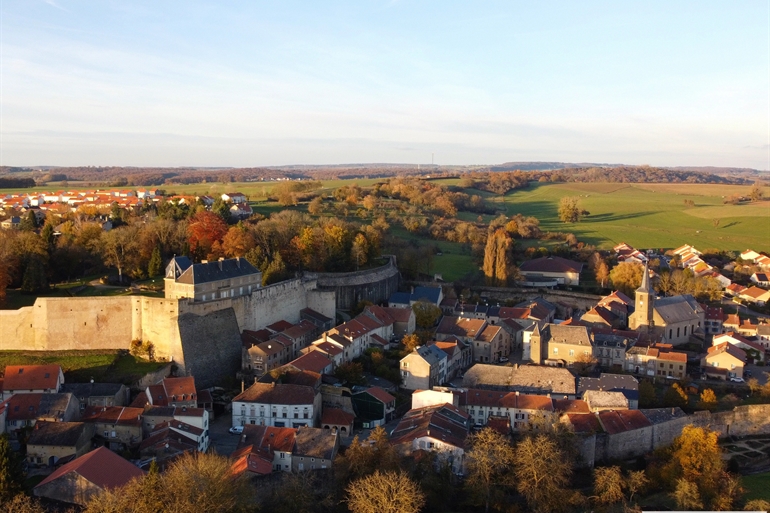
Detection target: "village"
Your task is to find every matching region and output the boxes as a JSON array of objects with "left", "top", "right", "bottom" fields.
[{"left": 1, "top": 228, "right": 770, "bottom": 508}]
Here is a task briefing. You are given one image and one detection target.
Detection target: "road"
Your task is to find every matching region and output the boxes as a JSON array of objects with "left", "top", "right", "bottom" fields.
[
  {"left": 720, "top": 298, "right": 769, "bottom": 321},
  {"left": 208, "top": 413, "right": 239, "bottom": 456}
]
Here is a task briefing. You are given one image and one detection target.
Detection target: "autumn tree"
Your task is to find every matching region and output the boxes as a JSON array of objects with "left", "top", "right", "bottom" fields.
[
  {"left": 592, "top": 466, "right": 624, "bottom": 507},
  {"left": 262, "top": 251, "right": 288, "bottom": 285},
  {"left": 401, "top": 333, "right": 421, "bottom": 353},
  {"left": 749, "top": 181, "right": 764, "bottom": 202},
  {"left": 222, "top": 225, "right": 255, "bottom": 258},
  {"left": 308, "top": 196, "right": 324, "bottom": 215},
  {"left": 609, "top": 262, "right": 644, "bottom": 296},
  {"left": 672, "top": 478, "right": 703, "bottom": 511},
  {"left": 513, "top": 434, "right": 573, "bottom": 513},
  {"left": 482, "top": 228, "right": 514, "bottom": 286},
  {"left": 558, "top": 196, "right": 581, "bottom": 223},
  {"left": 97, "top": 226, "right": 139, "bottom": 282},
  {"left": 346, "top": 471, "right": 424, "bottom": 513},
  {"left": 188, "top": 211, "right": 228, "bottom": 260},
  {"left": 412, "top": 300, "right": 442, "bottom": 329},
  {"left": 465, "top": 428, "right": 516, "bottom": 513},
  {"left": 663, "top": 383, "right": 688, "bottom": 409},
  {"left": 84, "top": 452, "right": 254, "bottom": 513},
  {"left": 696, "top": 388, "right": 718, "bottom": 410},
  {"left": 595, "top": 261, "right": 610, "bottom": 288}
]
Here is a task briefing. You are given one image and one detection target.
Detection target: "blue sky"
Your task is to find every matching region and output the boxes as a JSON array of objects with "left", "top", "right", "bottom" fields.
[{"left": 1, "top": 1, "right": 768, "bottom": 168}]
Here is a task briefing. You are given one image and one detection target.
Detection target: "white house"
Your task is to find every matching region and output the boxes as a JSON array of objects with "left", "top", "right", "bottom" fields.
[
  {"left": 400, "top": 345, "right": 448, "bottom": 390},
  {"left": 231, "top": 382, "right": 321, "bottom": 429}
]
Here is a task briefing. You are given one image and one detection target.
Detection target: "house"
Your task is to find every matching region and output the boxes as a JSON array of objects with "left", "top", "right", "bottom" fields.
[
  {"left": 222, "top": 192, "right": 247, "bottom": 203},
  {"left": 387, "top": 286, "right": 444, "bottom": 308},
  {"left": 234, "top": 425, "right": 297, "bottom": 474},
  {"left": 739, "top": 286, "right": 770, "bottom": 307},
  {"left": 460, "top": 389, "right": 555, "bottom": 432},
  {"left": 427, "top": 339, "right": 472, "bottom": 381},
  {"left": 703, "top": 306, "right": 725, "bottom": 335},
  {"left": 302, "top": 341, "right": 345, "bottom": 368},
  {"left": 462, "top": 363, "right": 577, "bottom": 399},
  {"left": 61, "top": 383, "right": 128, "bottom": 411},
  {"left": 435, "top": 316, "right": 510, "bottom": 364},
  {"left": 741, "top": 249, "right": 763, "bottom": 263},
  {"left": 400, "top": 345, "right": 448, "bottom": 390},
  {"left": 628, "top": 263, "right": 704, "bottom": 345},
  {"left": 292, "top": 426, "right": 339, "bottom": 471},
  {"left": 288, "top": 351, "right": 335, "bottom": 375},
  {"left": 4, "top": 393, "right": 79, "bottom": 437},
  {"left": 232, "top": 382, "right": 321, "bottom": 429},
  {"left": 244, "top": 337, "right": 292, "bottom": 377},
  {"left": 139, "top": 425, "right": 199, "bottom": 463},
  {"left": 390, "top": 403, "right": 470, "bottom": 474},
  {"left": 529, "top": 324, "right": 594, "bottom": 367},
  {"left": 34, "top": 447, "right": 145, "bottom": 506},
  {"left": 713, "top": 332, "right": 765, "bottom": 363},
  {"left": 364, "top": 304, "right": 416, "bottom": 338},
  {"left": 320, "top": 407, "right": 355, "bottom": 436},
  {"left": 2, "top": 364, "right": 65, "bottom": 399},
  {"left": 578, "top": 374, "right": 639, "bottom": 409},
  {"left": 81, "top": 406, "right": 144, "bottom": 450},
  {"left": 229, "top": 202, "right": 253, "bottom": 219},
  {"left": 614, "top": 243, "right": 648, "bottom": 264},
  {"left": 703, "top": 343, "right": 747, "bottom": 380},
  {"left": 26, "top": 422, "right": 95, "bottom": 468},
  {"left": 164, "top": 256, "right": 261, "bottom": 301},
  {"left": 145, "top": 376, "right": 198, "bottom": 408},
  {"left": 519, "top": 256, "right": 583, "bottom": 286},
  {"left": 758, "top": 325, "right": 770, "bottom": 351},
  {"left": 0, "top": 216, "right": 21, "bottom": 229},
  {"left": 147, "top": 419, "right": 209, "bottom": 452},
  {"left": 351, "top": 386, "right": 396, "bottom": 427}
]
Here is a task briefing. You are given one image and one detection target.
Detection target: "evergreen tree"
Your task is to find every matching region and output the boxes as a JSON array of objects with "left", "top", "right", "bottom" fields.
[
  {"left": 21, "top": 256, "right": 48, "bottom": 293},
  {"left": 147, "top": 245, "right": 162, "bottom": 277},
  {"left": 0, "top": 434, "right": 25, "bottom": 501},
  {"left": 40, "top": 222, "right": 55, "bottom": 253},
  {"left": 20, "top": 211, "right": 38, "bottom": 231}
]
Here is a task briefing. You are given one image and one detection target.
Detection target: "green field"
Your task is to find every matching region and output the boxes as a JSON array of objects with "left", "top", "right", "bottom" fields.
[
  {"left": 478, "top": 182, "right": 770, "bottom": 252},
  {"left": 0, "top": 350, "right": 167, "bottom": 385},
  {"left": 742, "top": 471, "right": 770, "bottom": 501}
]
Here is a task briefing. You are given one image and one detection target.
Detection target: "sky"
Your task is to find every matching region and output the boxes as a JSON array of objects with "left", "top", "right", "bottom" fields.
[{"left": 1, "top": 1, "right": 768, "bottom": 169}]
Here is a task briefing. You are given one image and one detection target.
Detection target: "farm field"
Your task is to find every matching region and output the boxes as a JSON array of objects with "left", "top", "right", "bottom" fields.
[{"left": 478, "top": 182, "right": 770, "bottom": 252}]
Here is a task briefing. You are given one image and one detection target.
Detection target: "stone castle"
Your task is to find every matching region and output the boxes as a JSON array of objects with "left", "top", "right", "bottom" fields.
[{"left": 0, "top": 257, "right": 400, "bottom": 387}]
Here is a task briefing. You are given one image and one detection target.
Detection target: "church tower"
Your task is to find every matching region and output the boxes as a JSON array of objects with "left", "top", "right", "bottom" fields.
[{"left": 630, "top": 261, "right": 654, "bottom": 330}]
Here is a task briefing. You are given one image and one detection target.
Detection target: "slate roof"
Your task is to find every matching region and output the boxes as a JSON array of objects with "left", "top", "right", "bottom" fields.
[
  {"left": 519, "top": 256, "right": 583, "bottom": 274},
  {"left": 654, "top": 295, "right": 703, "bottom": 324},
  {"left": 294, "top": 426, "right": 338, "bottom": 459},
  {"left": 578, "top": 374, "right": 639, "bottom": 402},
  {"left": 539, "top": 323, "right": 593, "bottom": 346},
  {"left": 175, "top": 257, "right": 259, "bottom": 285},
  {"left": 640, "top": 407, "right": 687, "bottom": 424},
  {"left": 3, "top": 364, "right": 62, "bottom": 392},
  {"left": 389, "top": 292, "right": 412, "bottom": 305},
  {"left": 462, "top": 364, "right": 576, "bottom": 396},
  {"left": 61, "top": 382, "right": 124, "bottom": 400},
  {"left": 28, "top": 422, "right": 90, "bottom": 447},
  {"left": 6, "top": 393, "right": 74, "bottom": 421},
  {"left": 413, "top": 345, "right": 447, "bottom": 366},
  {"left": 36, "top": 447, "right": 145, "bottom": 492},
  {"left": 233, "top": 382, "right": 316, "bottom": 405},
  {"left": 300, "top": 307, "right": 333, "bottom": 324}
]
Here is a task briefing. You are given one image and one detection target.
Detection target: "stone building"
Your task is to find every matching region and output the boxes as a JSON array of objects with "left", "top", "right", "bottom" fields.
[
  {"left": 529, "top": 323, "right": 594, "bottom": 367},
  {"left": 26, "top": 422, "right": 95, "bottom": 467},
  {"left": 165, "top": 256, "right": 262, "bottom": 301},
  {"left": 232, "top": 382, "right": 321, "bottom": 429},
  {"left": 400, "top": 345, "right": 448, "bottom": 390}
]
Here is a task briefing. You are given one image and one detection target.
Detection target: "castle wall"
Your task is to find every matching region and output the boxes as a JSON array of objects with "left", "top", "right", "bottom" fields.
[
  {"left": 176, "top": 308, "right": 243, "bottom": 388},
  {"left": 305, "top": 256, "right": 400, "bottom": 310},
  {"left": 0, "top": 306, "right": 35, "bottom": 350}
]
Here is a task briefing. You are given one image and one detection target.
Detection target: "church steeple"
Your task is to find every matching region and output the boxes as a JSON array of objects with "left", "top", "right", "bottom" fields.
[{"left": 631, "top": 261, "right": 654, "bottom": 330}]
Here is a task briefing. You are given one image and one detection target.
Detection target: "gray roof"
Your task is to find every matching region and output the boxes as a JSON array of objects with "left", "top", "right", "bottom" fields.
[
  {"left": 415, "top": 345, "right": 447, "bottom": 366},
  {"left": 654, "top": 295, "right": 703, "bottom": 324},
  {"left": 462, "top": 364, "right": 576, "bottom": 396},
  {"left": 540, "top": 323, "right": 593, "bottom": 346},
  {"left": 637, "top": 261, "right": 653, "bottom": 293},
  {"left": 579, "top": 374, "right": 639, "bottom": 401},
  {"left": 28, "top": 422, "right": 89, "bottom": 447},
  {"left": 175, "top": 257, "right": 259, "bottom": 285},
  {"left": 62, "top": 383, "right": 124, "bottom": 399},
  {"left": 293, "top": 427, "right": 338, "bottom": 459},
  {"left": 144, "top": 406, "right": 176, "bottom": 417},
  {"left": 640, "top": 407, "right": 688, "bottom": 424}
]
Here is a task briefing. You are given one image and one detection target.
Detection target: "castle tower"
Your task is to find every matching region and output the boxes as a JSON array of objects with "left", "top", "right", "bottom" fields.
[
  {"left": 631, "top": 261, "right": 654, "bottom": 330},
  {"left": 530, "top": 324, "right": 544, "bottom": 364}
]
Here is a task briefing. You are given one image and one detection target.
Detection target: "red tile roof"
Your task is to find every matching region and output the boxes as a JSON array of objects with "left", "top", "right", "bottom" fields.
[
  {"left": 321, "top": 407, "right": 355, "bottom": 426},
  {"left": 233, "top": 382, "right": 316, "bottom": 405},
  {"left": 520, "top": 256, "right": 583, "bottom": 274},
  {"left": 598, "top": 410, "right": 652, "bottom": 434},
  {"left": 81, "top": 406, "right": 143, "bottom": 426},
  {"left": 3, "top": 365, "right": 62, "bottom": 392},
  {"left": 289, "top": 351, "right": 333, "bottom": 374},
  {"left": 553, "top": 399, "right": 590, "bottom": 414},
  {"left": 36, "top": 447, "right": 144, "bottom": 491},
  {"left": 564, "top": 413, "right": 603, "bottom": 433},
  {"left": 267, "top": 320, "right": 295, "bottom": 333},
  {"left": 363, "top": 386, "right": 395, "bottom": 405}
]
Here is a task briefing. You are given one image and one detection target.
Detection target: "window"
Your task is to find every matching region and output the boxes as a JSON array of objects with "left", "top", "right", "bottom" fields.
[
  {"left": 569, "top": 349, "right": 574, "bottom": 357},
  {"left": 283, "top": 413, "right": 287, "bottom": 418},
  {"left": 553, "top": 348, "right": 558, "bottom": 355},
  {"left": 280, "top": 453, "right": 285, "bottom": 459}
]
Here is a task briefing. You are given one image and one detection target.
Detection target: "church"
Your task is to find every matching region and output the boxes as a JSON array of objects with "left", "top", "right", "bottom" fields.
[{"left": 628, "top": 263, "right": 705, "bottom": 346}]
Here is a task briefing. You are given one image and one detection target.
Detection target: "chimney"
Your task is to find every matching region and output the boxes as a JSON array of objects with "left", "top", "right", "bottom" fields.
[
  {"left": 202, "top": 259, "right": 208, "bottom": 264},
  {"left": 515, "top": 391, "right": 519, "bottom": 396},
  {"left": 241, "top": 380, "right": 245, "bottom": 393},
  {"left": 218, "top": 259, "right": 223, "bottom": 271},
  {"left": 236, "top": 257, "right": 241, "bottom": 268}
]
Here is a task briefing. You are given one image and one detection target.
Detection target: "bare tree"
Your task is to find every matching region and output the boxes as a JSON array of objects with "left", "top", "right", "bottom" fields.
[
  {"left": 465, "top": 428, "right": 516, "bottom": 513},
  {"left": 513, "top": 434, "right": 573, "bottom": 513},
  {"left": 346, "top": 471, "right": 424, "bottom": 513}
]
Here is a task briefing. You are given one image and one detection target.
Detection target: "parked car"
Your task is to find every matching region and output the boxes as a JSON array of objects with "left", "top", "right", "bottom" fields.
[
  {"left": 730, "top": 377, "right": 745, "bottom": 383},
  {"left": 229, "top": 426, "right": 244, "bottom": 435},
  {"left": 745, "top": 369, "right": 753, "bottom": 377},
  {"left": 499, "top": 357, "right": 509, "bottom": 363}
]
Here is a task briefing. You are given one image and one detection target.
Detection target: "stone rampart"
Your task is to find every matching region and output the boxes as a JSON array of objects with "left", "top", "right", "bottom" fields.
[{"left": 305, "top": 256, "right": 400, "bottom": 310}]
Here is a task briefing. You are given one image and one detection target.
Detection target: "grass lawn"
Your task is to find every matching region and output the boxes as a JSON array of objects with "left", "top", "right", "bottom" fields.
[
  {"left": 0, "top": 350, "right": 167, "bottom": 386},
  {"left": 487, "top": 182, "right": 770, "bottom": 251},
  {"left": 742, "top": 471, "right": 770, "bottom": 501}
]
